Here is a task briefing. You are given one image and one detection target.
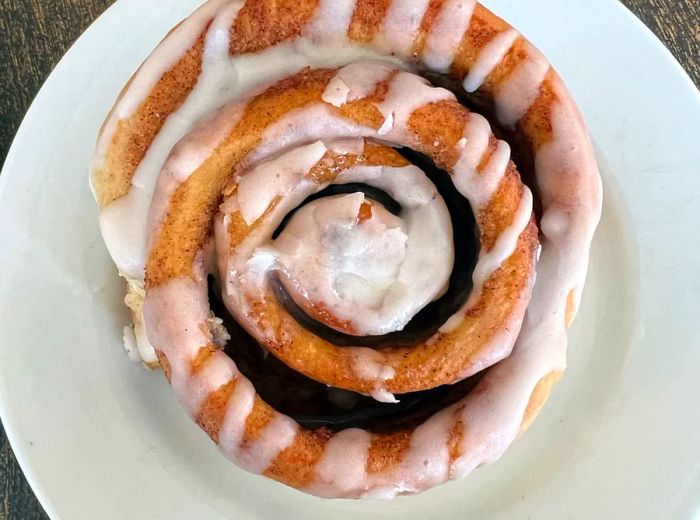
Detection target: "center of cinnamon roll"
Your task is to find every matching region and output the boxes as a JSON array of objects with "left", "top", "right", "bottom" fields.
[
  {"left": 217, "top": 139, "right": 480, "bottom": 350},
  {"left": 265, "top": 149, "right": 481, "bottom": 349},
  {"left": 271, "top": 185, "right": 453, "bottom": 336}
]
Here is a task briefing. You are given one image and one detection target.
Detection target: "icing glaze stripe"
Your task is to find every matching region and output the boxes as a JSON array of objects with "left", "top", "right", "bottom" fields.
[
  {"left": 377, "top": 0, "right": 432, "bottom": 55},
  {"left": 305, "top": 0, "right": 357, "bottom": 41},
  {"left": 494, "top": 41, "right": 550, "bottom": 127},
  {"left": 463, "top": 28, "right": 519, "bottom": 93},
  {"left": 422, "top": 0, "right": 477, "bottom": 72},
  {"left": 452, "top": 113, "right": 505, "bottom": 207},
  {"left": 470, "top": 187, "right": 534, "bottom": 303},
  {"left": 95, "top": 0, "right": 231, "bottom": 166}
]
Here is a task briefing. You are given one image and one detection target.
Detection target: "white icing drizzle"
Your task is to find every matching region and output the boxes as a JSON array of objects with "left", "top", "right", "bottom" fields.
[
  {"left": 536, "top": 79, "right": 603, "bottom": 213},
  {"left": 325, "top": 137, "right": 365, "bottom": 156},
  {"left": 534, "top": 79, "right": 603, "bottom": 303},
  {"left": 304, "top": 0, "right": 356, "bottom": 41},
  {"left": 376, "top": 72, "right": 455, "bottom": 140},
  {"left": 278, "top": 195, "right": 409, "bottom": 320},
  {"left": 494, "top": 41, "right": 550, "bottom": 127},
  {"left": 349, "top": 348, "right": 398, "bottom": 403},
  {"left": 469, "top": 187, "right": 533, "bottom": 305},
  {"left": 268, "top": 171, "right": 453, "bottom": 337},
  {"left": 463, "top": 29, "right": 519, "bottom": 93},
  {"left": 371, "top": 405, "right": 455, "bottom": 495},
  {"left": 235, "top": 414, "right": 299, "bottom": 474},
  {"left": 218, "top": 376, "right": 256, "bottom": 460},
  {"left": 148, "top": 102, "right": 246, "bottom": 250},
  {"left": 105, "top": 0, "right": 603, "bottom": 499},
  {"left": 308, "top": 428, "right": 371, "bottom": 497},
  {"left": 99, "top": 188, "right": 152, "bottom": 281},
  {"left": 457, "top": 113, "right": 491, "bottom": 165},
  {"left": 247, "top": 104, "right": 373, "bottom": 165},
  {"left": 422, "top": 0, "right": 477, "bottom": 72},
  {"left": 143, "top": 276, "right": 235, "bottom": 416},
  {"left": 377, "top": 112, "right": 394, "bottom": 136},
  {"left": 322, "top": 60, "right": 395, "bottom": 107},
  {"left": 370, "top": 388, "right": 400, "bottom": 404},
  {"left": 184, "top": 352, "right": 239, "bottom": 417},
  {"left": 237, "top": 141, "right": 328, "bottom": 224},
  {"left": 452, "top": 113, "right": 509, "bottom": 208},
  {"left": 98, "top": 12, "right": 387, "bottom": 284},
  {"left": 377, "top": 0, "right": 431, "bottom": 56},
  {"left": 94, "top": 0, "right": 232, "bottom": 165},
  {"left": 99, "top": 1, "right": 243, "bottom": 282}
]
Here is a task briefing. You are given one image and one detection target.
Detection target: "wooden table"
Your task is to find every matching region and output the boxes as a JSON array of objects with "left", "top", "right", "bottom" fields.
[{"left": 0, "top": 1, "right": 698, "bottom": 518}]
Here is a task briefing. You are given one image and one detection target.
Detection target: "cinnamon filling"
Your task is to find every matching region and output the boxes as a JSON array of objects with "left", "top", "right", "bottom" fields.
[
  {"left": 211, "top": 280, "right": 486, "bottom": 432},
  {"left": 210, "top": 151, "right": 487, "bottom": 431},
  {"left": 270, "top": 149, "right": 479, "bottom": 348}
]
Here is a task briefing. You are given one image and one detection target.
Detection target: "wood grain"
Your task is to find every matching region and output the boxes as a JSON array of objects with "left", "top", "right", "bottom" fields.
[{"left": 0, "top": 1, "right": 698, "bottom": 518}]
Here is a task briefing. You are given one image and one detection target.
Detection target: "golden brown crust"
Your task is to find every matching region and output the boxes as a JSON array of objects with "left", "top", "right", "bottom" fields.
[
  {"left": 348, "top": 0, "right": 392, "bottom": 42},
  {"left": 519, "top": 371, "right": 563, "bottom": 434},
  {"left": 518, "top": 70, "right": 558, "bottom": 152},
  {"left": 91, "top": 0, "right": 595, "bottom": 496},
  {"left": 303, "top": 301, "right": 359, "bottom": 334},
  {"left": 93, "top": 34, "right": 207, "bottom": 207},
  {"left": 448, "top": 405, "right": 467, "bottom": 463},
  {"left": 479, "top": 166, "right": 528, "bottom": 251},
  {"left": 407, "top": 101, "right": 470, "bottom": 168},
  {"left": 191, "top": 345, "right": 217, "bottom": 373},
  {"left": 565, "top": 290, "right": 577, "bottom": 327},
  {"left": 366, "top": 430, "right": 412, "bottom": 474},
  {"left": 156, "top": 350, "right": 172, "bottom": 382},
  {"left": 196, "top": 380, "right": 236, "bottom": 444},
  {"left": 450, "top": 5, "right": 511, "bottom": 81},
  {"left": 242, "top": 396, "right": 276, "bottom": 443},
  {"left": 306, "top": 143, "right": 409, "bottom": 183},
  {"left": 265, "top": 428, "right": 332, "bottom": 488},
  {"left": 412, "top": 0, "right": 446, "bottom": 56},
  {"left": 230, "top": 0, "right": 319, "bottom": 55}
]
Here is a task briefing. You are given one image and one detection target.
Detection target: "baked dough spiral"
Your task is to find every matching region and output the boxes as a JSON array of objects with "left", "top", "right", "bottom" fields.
[{"left": 91, "top": 0, "right": 602, "bottom": 498}]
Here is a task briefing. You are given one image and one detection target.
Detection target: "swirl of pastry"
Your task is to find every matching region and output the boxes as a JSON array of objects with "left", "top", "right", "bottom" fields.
[
  {"left": 191, "top": 61, "right": 538, "bottom": 403},
  {"left": 91, "top": 0, "right": 602, "bottom": 499}
]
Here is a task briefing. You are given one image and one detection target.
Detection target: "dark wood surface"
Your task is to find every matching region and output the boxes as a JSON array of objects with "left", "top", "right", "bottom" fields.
[{"left": 0, "top": 1, "right": 698, "bottom": 518}]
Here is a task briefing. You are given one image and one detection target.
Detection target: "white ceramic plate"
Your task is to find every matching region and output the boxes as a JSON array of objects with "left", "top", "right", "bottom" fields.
[{"left": 1, "top": 0, "right": 699, "bottom": 518}]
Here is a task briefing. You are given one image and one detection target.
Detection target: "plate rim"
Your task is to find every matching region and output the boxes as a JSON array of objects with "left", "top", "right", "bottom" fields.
[{"left": 1, "top": 0, "right": 698, "bottom": 518}]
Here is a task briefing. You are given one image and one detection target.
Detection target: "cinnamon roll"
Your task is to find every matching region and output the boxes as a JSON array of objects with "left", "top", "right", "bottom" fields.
[{"left": 91, "top": 0, "right": 602, "bottom": 498}]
